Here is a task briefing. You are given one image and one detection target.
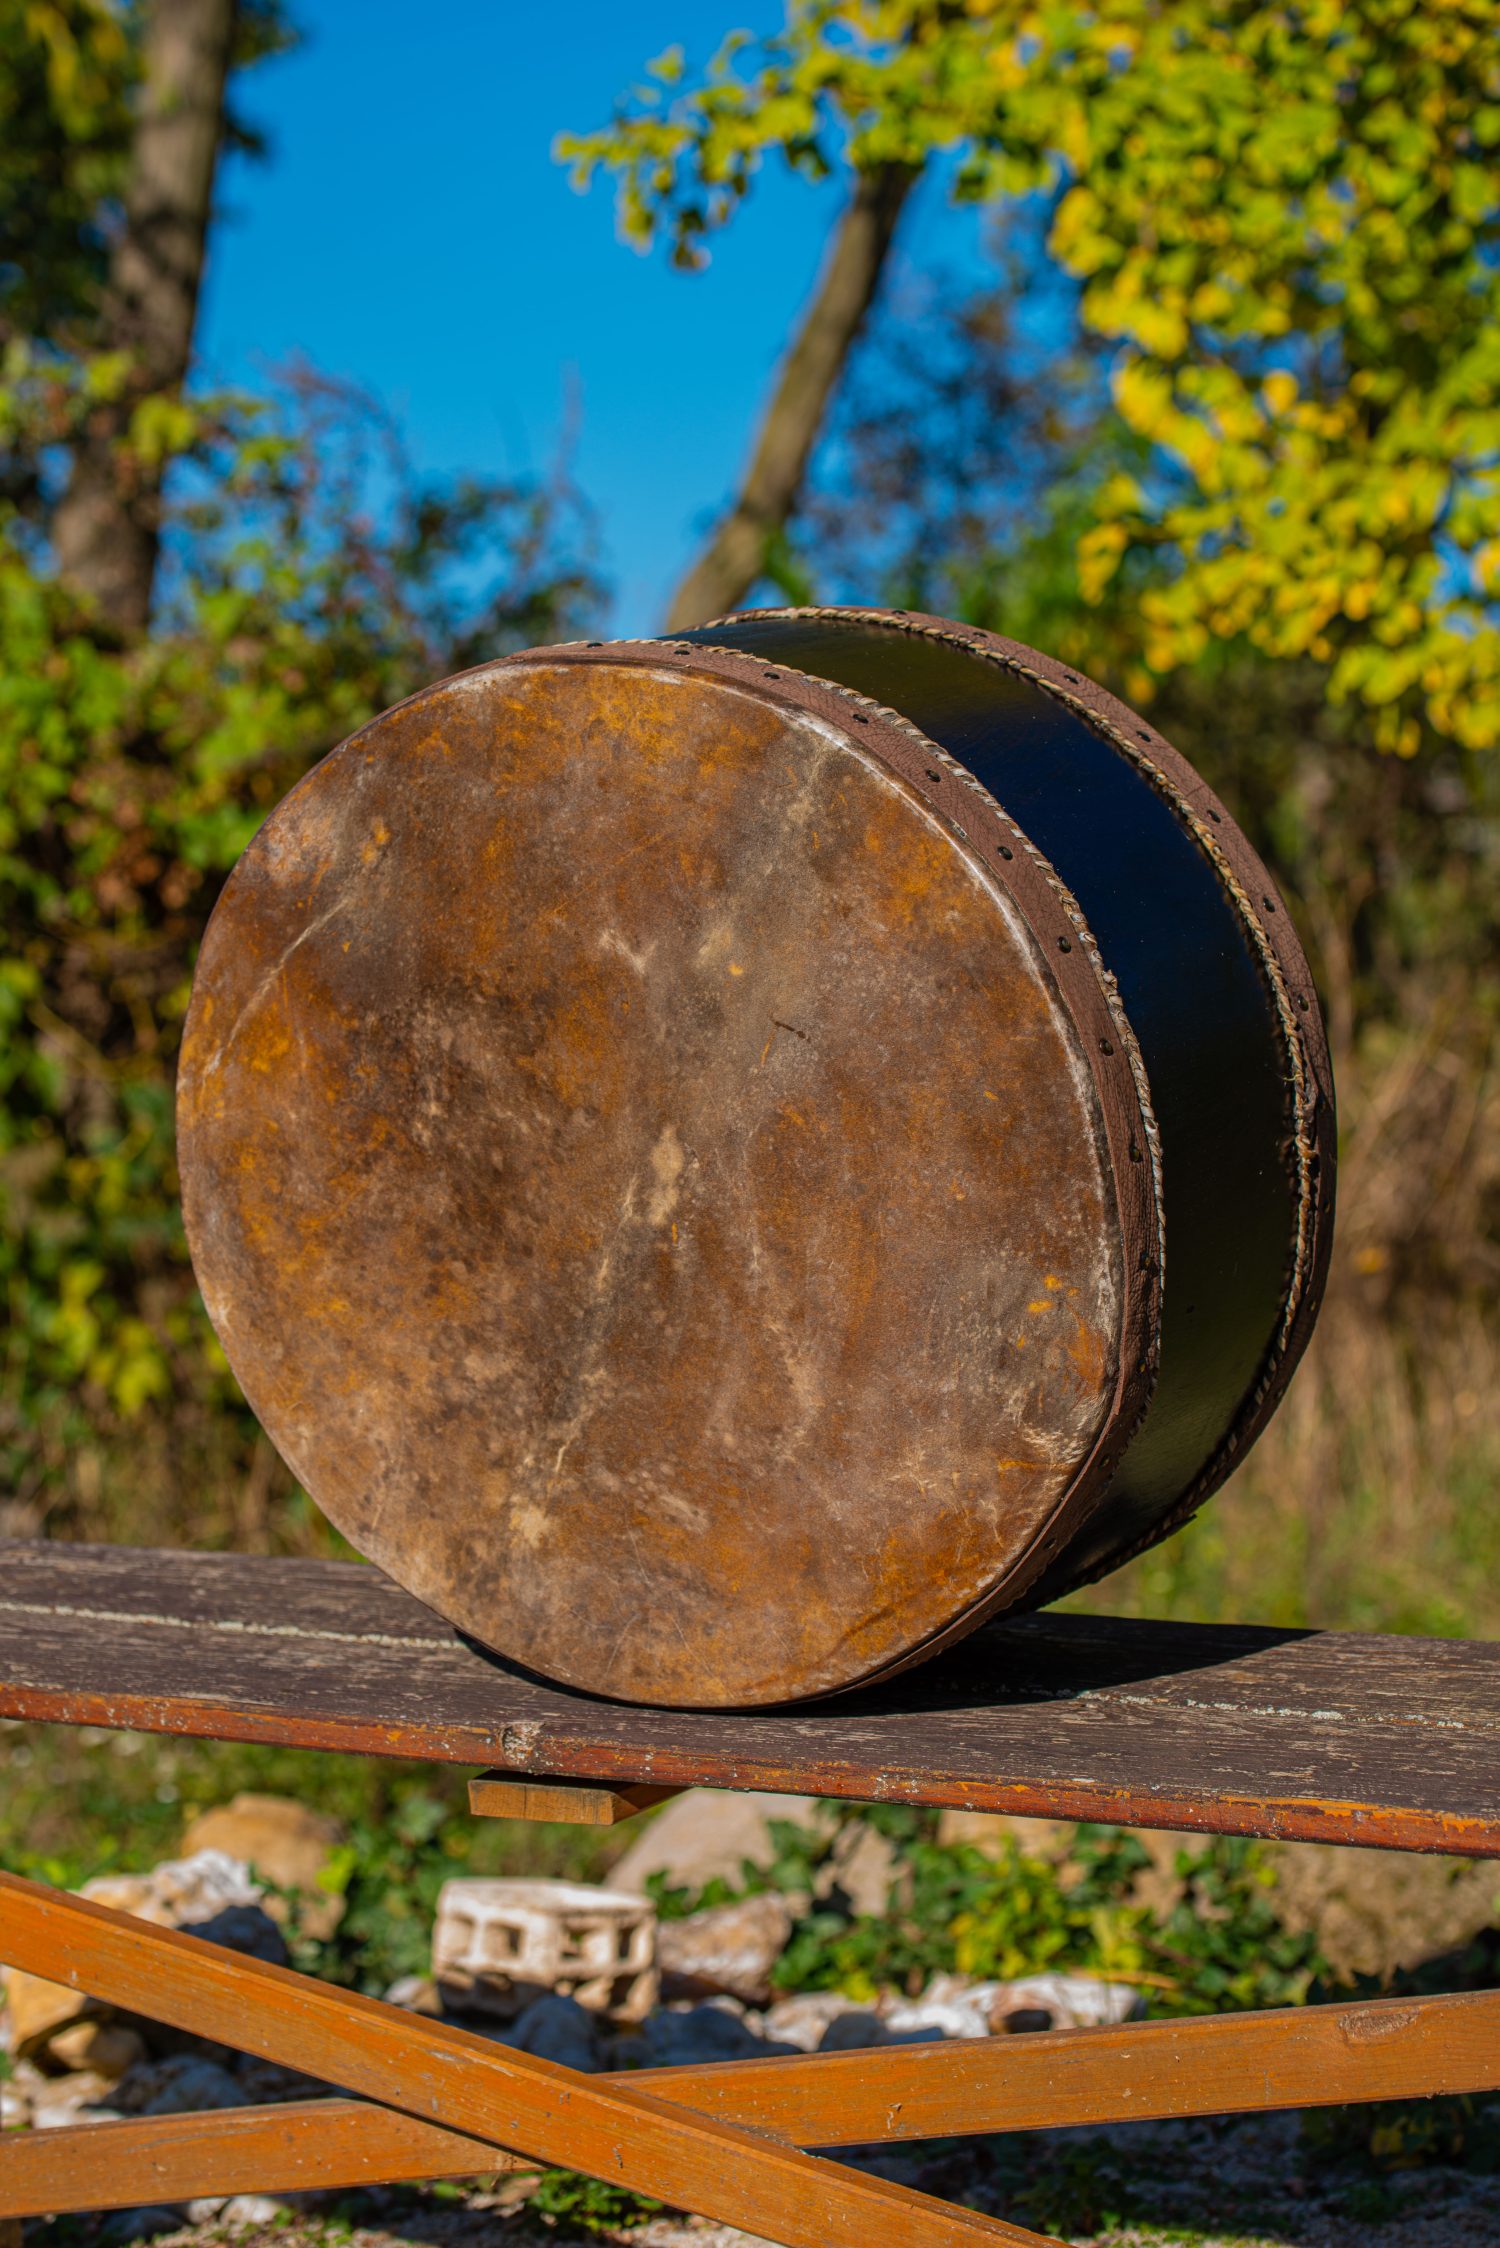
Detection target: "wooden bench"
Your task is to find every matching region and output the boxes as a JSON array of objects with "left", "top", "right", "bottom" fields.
[{"left": 4, "top": 1539, "right": 1500, "bottom": 2247}]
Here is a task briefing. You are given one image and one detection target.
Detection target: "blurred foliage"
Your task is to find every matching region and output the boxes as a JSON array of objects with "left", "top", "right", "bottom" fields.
[
  {"left": 806, "top": 248, "right": 1500, "bottom": 1094},
  {"left": 0, "top": 5, "right": 604, "bottom": 1520},
  {"left": 567, "top": 0, "right": 1500, "bottom": 751},
  {"left": 0, "top": 377, "right": 600, "bottom": 1518},
  {"left": 0, "top": 1721, "right": 620, "bottom": 1972},
  {"left": 528, "top": 2172, "right": 664, "bottom": 2235},
  {"left": 0, "top": 0, "right": 137, "bottom": 357},
  {"left": 647, "top": 1810, "right": 1326, "bottom": 2016}
]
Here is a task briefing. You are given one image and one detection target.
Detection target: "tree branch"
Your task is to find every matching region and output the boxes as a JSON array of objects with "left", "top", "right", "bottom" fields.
[{"left": 664, "top": 161, "right": 918, "bottom": 631}]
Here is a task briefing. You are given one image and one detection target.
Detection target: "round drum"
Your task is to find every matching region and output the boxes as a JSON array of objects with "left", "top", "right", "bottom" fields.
[{"left": 177, "top": 608, "right": 1335, "bottom": 1707}]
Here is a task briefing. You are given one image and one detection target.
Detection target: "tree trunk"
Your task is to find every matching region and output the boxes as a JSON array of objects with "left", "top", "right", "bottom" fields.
[
  {"left": 52, "top": 0, "right": 238, "bottom": 633},
  {"left": 664, "top": 161, "right": 918, "bottom": 632}
]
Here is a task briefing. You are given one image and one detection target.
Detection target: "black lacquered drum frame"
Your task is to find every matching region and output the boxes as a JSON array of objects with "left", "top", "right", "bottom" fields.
[{"left": 679, "top": 607, "right": 1336, "bottom": 1603}]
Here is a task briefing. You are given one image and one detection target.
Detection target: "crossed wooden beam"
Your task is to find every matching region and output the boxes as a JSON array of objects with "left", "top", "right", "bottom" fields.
[{"left": 6, "top": 1870, "right": 1500, "bottom": 2246}]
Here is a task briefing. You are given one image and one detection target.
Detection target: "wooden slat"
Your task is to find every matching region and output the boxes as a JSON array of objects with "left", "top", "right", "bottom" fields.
[
  {"left": 13, "top": 1983, "right": 1500, "bottom": 2217},
  {"left": 0, "top": 2102, "right": 502, "bottom": 2215},
  {"left": 0, "top": 1870, "right": 1046, "bottom": 2248},
  {"left": 466, "top": 1773, "right": 679, "bottom": 1823},
  {"left": 4, "top": 1542, "right": 1500, "bottom": 1852}
]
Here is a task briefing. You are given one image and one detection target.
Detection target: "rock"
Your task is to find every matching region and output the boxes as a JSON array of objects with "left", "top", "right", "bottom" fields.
[
  {"left": 935, "top": 1810, "right": 1075, "bottom": 1861},
  {"left": 2, "top": 1965, "right": 105, "bottom": 2058},
  {"left": 48, "top": 2020, "right": 147, "bottom": 2079},
  {"left": 28, "top": 2071, "right": 121, "bottom": 2127},
  {"left": 113, "top": 2053, "right": 252, "bottom": 2116},
  {"left": 627, "top": 2000, "right": 784, "bottom": 2068},
  {"left": 222, "top": 2196, "right": 292, "bottom": 2227},
  {"left": 817, "top": 1822, "right": 903, "bottom": 1918},
  {"left": 761, "top": 1990, "right": 876, "bottom": 2052},
  {"left": 657, "top": 1892, "right": 792, "bottom": 2005},
  {"left": 608, "top": 1790, "right": 822, "bottom": 1895},
  {"left": 886, "top": 1976, "right": 1005, "bottom": 2041},
  {"left": 383, "top": 1973, "right": 443, "bottom": 2014},
  {"left": 183, "top": 1900, "right": 288, "bottom": 1965},
  {"left": 815, "top": 2009, "right": 894, "bottom": 2053},
  {"left": 232, "top": 2055, "right": 332, "bottom": 2105},
  {"left": 97, "top": 2206, "right": 186, "bottom": 2243},
  {"left": 7, "top": 1852, "right": 287, "bottom": 2063},
  {"left": 181, "top": 1794, "right": 347, "bottom": 1940},
  {"left": 83, "top": 1849, "right": 270, "bottom": 1935},
  {"left": 434, "top": 1877, "right": 657, "bottom": 2021},
  {"left": 503, "top": 1993, "right": 603, "bottom": 2072},
  {"left": 0, "top": 2081, "right": 31, "bottom": 2128},
  {"left": 1266, "top": 1840, "right": 1500, "bottom": 1983},
  {"left": 989, "top": 1973, "right": 1143, "bottom": 2031}
]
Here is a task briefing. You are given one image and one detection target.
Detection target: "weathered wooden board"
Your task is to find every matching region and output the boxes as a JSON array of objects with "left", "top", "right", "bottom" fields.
[
  {"left": 3, "top": 1543, "right": 1500, "bottom": 1854},
  {"left": 12, "top": 1983, "right": 1500, "bottom": 2216},
  {"left": 0, "top": 1869, "right": 1040, "bottom": 2248}
]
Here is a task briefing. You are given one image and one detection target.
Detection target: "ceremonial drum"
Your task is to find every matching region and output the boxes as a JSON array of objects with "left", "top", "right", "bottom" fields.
[{"left": 178, "top": 608, "right": 1335, "bottom": 1708}]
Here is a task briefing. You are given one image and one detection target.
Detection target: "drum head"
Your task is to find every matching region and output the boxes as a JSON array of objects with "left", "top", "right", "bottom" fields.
[{"left": 178, "top": 650, "right": 1154, "bottom": 1705}]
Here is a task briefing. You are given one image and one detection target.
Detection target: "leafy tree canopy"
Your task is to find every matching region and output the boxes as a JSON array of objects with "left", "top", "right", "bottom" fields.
[
  {"left": 1, "top": 14, "right": 600, "bottom": 1510},
  {"left": 564, "top": 0, "right": 1500, "bottom": 751}
]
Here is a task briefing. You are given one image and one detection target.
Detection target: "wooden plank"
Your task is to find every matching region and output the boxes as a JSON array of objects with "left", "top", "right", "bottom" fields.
[
  {"left": 0, "top": 1869, "right": 1047, "bottom": 2248},
  {"left": 4, "top": 1544, "right": 1500, "bottom": 1853},
  {"left": 0, "top": 2102, "right": 504, "bottom": 2215},
  {"left": 467, "top": 1773, "right": 680, "bottom": 1824},
  {"left": 13, "top": 1983, "right": 1500, "bottom": 2217}
]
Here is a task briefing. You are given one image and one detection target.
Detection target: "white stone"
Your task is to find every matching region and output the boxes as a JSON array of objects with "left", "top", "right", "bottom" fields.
[
  {"left": 657, "top": 1891, "right": 792, "bottom": 2004},
  {"left": 28, "top": 2071, "right": 121, "bottom": 2128},
  {"left": 761, "top": 1990, "right": 875, "bottom": 2052},
  {"left": 383, "top": 1973, "right": 443, "bottom": 2013},
  {"left": 999, "top": 1973, "right": 1143, "bottom": 2029},
  {"left": 222, "top": 2195, "right": 290, "bottom": 2226},
  {"left": 817, "top": 1822, "right": 902, "bottom": 1917},
  {"left": 885, "top": 1976, "right": 1006, "bottom": 2042},
  {"left": 934, "top": 1809, "right": 1076, "bottom": 1860},
  {"left": 434, "top": 1877, "right": 657, "bottom": 2021},
  {"left": 5, "top": 1851, "right": 284, "bottom": 2063},
  {"left": 82, "top": 1849, "right": 264, "bottom": 1929},
  {"left": 180, "top": 1794, "right": 347, "bottom": 1939}
]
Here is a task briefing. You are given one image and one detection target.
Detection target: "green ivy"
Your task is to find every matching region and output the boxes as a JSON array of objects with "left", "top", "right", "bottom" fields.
[{"left": 649, "top": 1809, "right": 1325, "bottom": 2016}]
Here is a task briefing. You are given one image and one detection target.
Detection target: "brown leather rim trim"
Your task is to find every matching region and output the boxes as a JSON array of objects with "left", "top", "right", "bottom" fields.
[{"left": 710, "top": 607, "right": 1337, "bottom": 1580}]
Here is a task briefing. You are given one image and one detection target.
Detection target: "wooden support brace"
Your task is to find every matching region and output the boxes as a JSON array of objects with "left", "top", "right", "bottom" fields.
[
  {"left": 0, "top": 1869, "right": 1048, "bottom": 2248},
  {"left": 466, "top": 1771, "right": 681, "bottom": 1824},
  {"left": 10, "top": 1982, "right": 1500, "bottom": 2217}
]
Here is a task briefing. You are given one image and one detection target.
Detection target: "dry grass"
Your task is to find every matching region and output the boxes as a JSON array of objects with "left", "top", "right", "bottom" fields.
[{"left": 1087, "top": 997, "right": 1500, "bottom": 1639}]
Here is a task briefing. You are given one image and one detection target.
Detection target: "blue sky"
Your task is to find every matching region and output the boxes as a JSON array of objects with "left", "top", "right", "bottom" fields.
[{"left": 199, "top": 1, "right": 990, "bottom": 634}]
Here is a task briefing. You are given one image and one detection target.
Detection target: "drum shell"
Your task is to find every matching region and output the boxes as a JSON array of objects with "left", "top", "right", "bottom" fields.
[
  {"left": 176, "top": 617, "right": 1334, "bottom": 1704},
  {"left": 679, "top": 610, "right": 1337, "bottom": 1600}
]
